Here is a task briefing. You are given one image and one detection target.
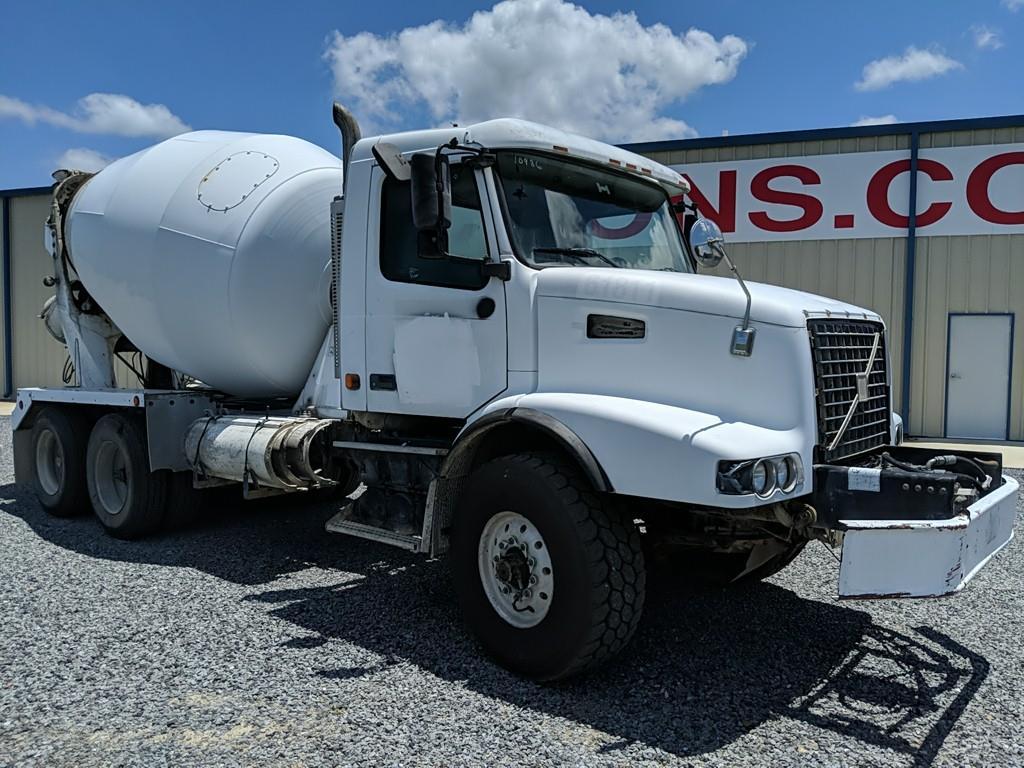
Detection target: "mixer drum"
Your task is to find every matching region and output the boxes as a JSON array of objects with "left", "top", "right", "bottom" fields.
[{"left": 66, "top": 130, "right": 342, "bottom": 398}]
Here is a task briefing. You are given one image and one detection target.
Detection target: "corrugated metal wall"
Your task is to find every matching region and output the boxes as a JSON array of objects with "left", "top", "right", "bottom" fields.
[
  {"left": 10, "top": 194, "right": 65, "bottom": 390},
  {"left": 6, "top": 191, "right": 140, "bottom": 392},
  {"left": 643, "top": 136, "right": 910, "bottom": 416},
  {"left": 909, "top": 126, "right": 1024, "bottom": 440},
  {"left": 0, "top": 201, "right": 7, "bottom": 393}
]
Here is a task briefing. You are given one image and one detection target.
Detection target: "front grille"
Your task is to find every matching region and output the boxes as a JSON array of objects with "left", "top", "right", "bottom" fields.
[{"left": 808, "top": 318, "right": 891, "bottom": 462}]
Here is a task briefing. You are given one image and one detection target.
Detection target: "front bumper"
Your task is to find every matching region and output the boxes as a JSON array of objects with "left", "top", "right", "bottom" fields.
[
  {"left": 837, "top": 473, "right": 1017, "bottom": 599},
  {"left": 806, "top": 444, "right": 1015, "bottom": 602},
  {"left": 808, "top": 445, "right": 1017, "bottom": 599}
]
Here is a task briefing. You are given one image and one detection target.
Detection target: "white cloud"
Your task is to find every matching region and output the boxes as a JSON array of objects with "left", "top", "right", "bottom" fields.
[
  {"left": 1003, "top": 0, "right": 1023, "bottom": 11},
  {"left": 0, "top": 92, "right": 189, "bottom": 138},
  {"left": 854, "top": 46, "right": 962, "bottom": 91},
  {"left": 971, "top": 25, "right": 1003, "bottom": 50},
  {"left": 852, "top": 114, "right": 898, "bottom": 127},
  {"left": 324, "top": 0, "right": 748, "bottom": 142},
  {"left": 56, "top": 148, "right": 115, "bottom": 172}
]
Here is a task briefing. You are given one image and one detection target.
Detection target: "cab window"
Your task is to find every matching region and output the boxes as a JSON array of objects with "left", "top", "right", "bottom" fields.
[{"left": 380, "top": 163, "right": 488, "bottom": 290}]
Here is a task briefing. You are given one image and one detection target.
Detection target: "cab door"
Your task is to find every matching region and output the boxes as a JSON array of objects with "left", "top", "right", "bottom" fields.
[{"left": 363, "top": 160, "right": 508, "bottom": 418}]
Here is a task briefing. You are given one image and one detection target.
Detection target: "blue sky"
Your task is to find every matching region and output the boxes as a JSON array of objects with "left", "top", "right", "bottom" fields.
[{"left": 2, "top": 0, "right": 1022, "bottom": 189}]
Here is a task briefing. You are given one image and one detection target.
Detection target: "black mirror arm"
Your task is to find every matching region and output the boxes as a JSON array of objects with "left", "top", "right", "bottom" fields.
[{"left": 481, "top": 260, "right": 511, "bottom": 281}]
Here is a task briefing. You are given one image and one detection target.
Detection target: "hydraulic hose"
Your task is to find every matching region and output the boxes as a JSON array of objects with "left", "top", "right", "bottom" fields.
[{"left": 879, "top": 452, "right": 984, "bottom": 491}]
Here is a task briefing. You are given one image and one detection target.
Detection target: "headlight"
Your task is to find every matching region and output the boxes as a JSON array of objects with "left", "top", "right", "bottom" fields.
[
  {"left": 717, "top": 454, "right": 803, "bottom": 497},
  {"left": 751, "top": 459, "right": 776, "bottom": 497},
  {"left": 773, "top": 457, "right": 790, "bottom": 491},
  {"left": 772, "top": 455, "right": 799, "bottom": 493}
]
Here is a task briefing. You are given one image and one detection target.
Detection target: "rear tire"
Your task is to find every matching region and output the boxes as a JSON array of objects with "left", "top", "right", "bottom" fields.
[
  {"left": 86, "top": 414, "right": 167, "bottom": 540},
  {"left": 451, "top": 453, "right": 645, "bottom": 681},
  {"left": 29, "top": 406, "right": 89, "bottom": 517}
]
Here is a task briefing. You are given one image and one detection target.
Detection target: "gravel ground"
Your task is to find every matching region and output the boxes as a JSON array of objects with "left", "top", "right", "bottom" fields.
[{"left": 0, "top": 416, "right": 1022, "bottom": 768}]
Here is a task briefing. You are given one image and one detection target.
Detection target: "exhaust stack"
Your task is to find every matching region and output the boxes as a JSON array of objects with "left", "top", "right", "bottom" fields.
[{"left": 332, "top": 102, "right": 362, "bottom": 195}]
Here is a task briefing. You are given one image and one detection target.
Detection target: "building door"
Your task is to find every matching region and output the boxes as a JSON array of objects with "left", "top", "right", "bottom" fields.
[{"left": 945, "top": 314, "right": 1013, "bottom": 440}]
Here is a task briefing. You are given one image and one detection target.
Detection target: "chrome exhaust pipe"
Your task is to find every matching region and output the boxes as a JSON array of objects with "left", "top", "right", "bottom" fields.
[
  {"left": 332, "top": 102, "right": 361, "bottom": 196},
  {"left": 185, "top": 415, "right": 339, "bottom": 491}
]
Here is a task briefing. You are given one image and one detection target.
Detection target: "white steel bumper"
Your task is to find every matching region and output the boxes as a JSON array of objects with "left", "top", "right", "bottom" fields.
[{"left": 838, "top": 474, "right": 1018, "bottom": 599}]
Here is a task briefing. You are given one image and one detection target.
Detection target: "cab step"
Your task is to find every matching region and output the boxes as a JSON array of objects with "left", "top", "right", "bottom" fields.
[{"left": 325, "top": 506, "right": 423, "bottom": 552}]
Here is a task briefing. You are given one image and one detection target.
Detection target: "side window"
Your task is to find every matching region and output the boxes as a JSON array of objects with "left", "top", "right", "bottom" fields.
[{"left": 380, "top": 163, "right": 488, "bottom": 289}]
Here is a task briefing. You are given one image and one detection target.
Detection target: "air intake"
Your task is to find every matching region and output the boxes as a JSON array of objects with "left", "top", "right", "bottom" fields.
[{"left": 807, "top": 318, "right": 891, "bottom": 462}]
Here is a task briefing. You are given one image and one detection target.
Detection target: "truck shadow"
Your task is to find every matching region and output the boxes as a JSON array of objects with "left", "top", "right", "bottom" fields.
[
  {"left": 251, "top": 561, "right": 987, "bottom": 766},
  {"left": 0, "top": 485, "right": 988, "bottom": 766}
]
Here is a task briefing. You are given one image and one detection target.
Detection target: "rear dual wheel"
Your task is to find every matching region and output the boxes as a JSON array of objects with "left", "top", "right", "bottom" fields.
[
  {"left": 85, "top": 414, "right": 168, "bottom": 539},
  {"left": 29, "top": 407, "right": 190, "bottom": 539},
  {"left": 29, "top": 407, "right": 89, "bottom": 517}
]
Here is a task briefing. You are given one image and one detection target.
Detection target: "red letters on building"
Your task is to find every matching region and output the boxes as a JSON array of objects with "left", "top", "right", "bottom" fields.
[
  {"left": 966, "top": 152, "right": 1024, "bottom": 225},
  {"left": 866, "top": 159, "right": 953, "bottom": 228},
  {"left": 684, "top": 170, "right": 737, "bottom": 233},
  {"left": 748, "top": 165, "right": 823, "bottom": 232},
  {"left": 588, "top": 213, "right": 652, "bottom": 240}
]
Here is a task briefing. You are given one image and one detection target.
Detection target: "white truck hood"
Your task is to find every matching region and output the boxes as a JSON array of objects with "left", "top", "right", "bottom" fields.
[{"left": 534, "top": 269, "right": 881, "bottom": 328}]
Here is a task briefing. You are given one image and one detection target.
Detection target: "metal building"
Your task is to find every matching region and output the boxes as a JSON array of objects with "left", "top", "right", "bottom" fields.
[
  {"left": 1, "top": 186, "right": 140, "bottom": 396},
  {"left": 1, "top": 187, "right": 58, "bottom": 397},
  {"left": 628, "top": 114, "right": 1024, "bottom": 442},
  {"left": 3, "top": 114, "right": 1023, "bottom": 440}
]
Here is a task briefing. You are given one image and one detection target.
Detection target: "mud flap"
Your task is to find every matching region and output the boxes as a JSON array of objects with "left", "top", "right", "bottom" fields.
[{"left": 838, "top": 475, "right": 1018, "bottom": 599}]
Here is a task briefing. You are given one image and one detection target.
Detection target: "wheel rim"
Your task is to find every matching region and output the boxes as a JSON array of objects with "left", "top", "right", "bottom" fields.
[
  {"left": 35, "top": 428, "right": 64, "bottom": 496},
  {"left": 93, "top": 439, "right": 129, "bottom": 516},
  {"left": 478, "top": 511, "right": 554, "bottom": 629}
]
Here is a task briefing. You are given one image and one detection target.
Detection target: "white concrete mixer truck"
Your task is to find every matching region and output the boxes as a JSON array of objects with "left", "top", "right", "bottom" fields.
[{"left": 12, "top": 104, "right": 1017, "bottom": 680}]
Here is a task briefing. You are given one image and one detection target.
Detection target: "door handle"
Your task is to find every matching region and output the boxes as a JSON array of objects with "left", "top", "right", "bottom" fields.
[
  {"left": 949, "top": 372, "right": 962, "bottom": 380},
  {"left": 476, "top": 297, "right": 496, "bottom": 319}
]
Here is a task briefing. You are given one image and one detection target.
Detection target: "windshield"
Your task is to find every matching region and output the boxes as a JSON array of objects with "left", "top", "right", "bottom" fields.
[{"left": 495, "top": 151, "right": 690, "bottom": 272}]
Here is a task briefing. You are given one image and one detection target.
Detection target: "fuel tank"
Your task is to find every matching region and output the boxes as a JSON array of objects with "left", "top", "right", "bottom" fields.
[{"left": 65, "top": 130, "right": 341, "bottom": 397}]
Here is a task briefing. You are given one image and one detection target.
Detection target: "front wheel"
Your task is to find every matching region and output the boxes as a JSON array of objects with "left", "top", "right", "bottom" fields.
[{"left": 451, "top": 453, "right": 645, "bottom": 681}]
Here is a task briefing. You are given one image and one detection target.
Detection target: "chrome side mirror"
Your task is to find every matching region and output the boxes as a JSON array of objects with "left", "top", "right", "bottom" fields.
[
  {"left": 690, "top": 218, "right": 726, "bottom": 268},
  {"left": 690, "top": 217, "right": 755, "bottom": 356}
]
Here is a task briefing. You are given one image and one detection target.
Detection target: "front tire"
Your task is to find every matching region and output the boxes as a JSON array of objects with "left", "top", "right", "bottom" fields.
[
  {"left": 29, "top": 406, "right": 89, "bottom": 517},
  {"left": 86, "top": 414, "right": 167, "bottom": 540},
  {"left": 451, "top": 453, "right": 645, "bottom": 681}
]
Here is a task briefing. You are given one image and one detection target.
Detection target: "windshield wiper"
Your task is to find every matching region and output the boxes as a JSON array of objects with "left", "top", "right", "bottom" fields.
[{"left": 532, "top": 247, "right": 621, "bottom": 268}]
